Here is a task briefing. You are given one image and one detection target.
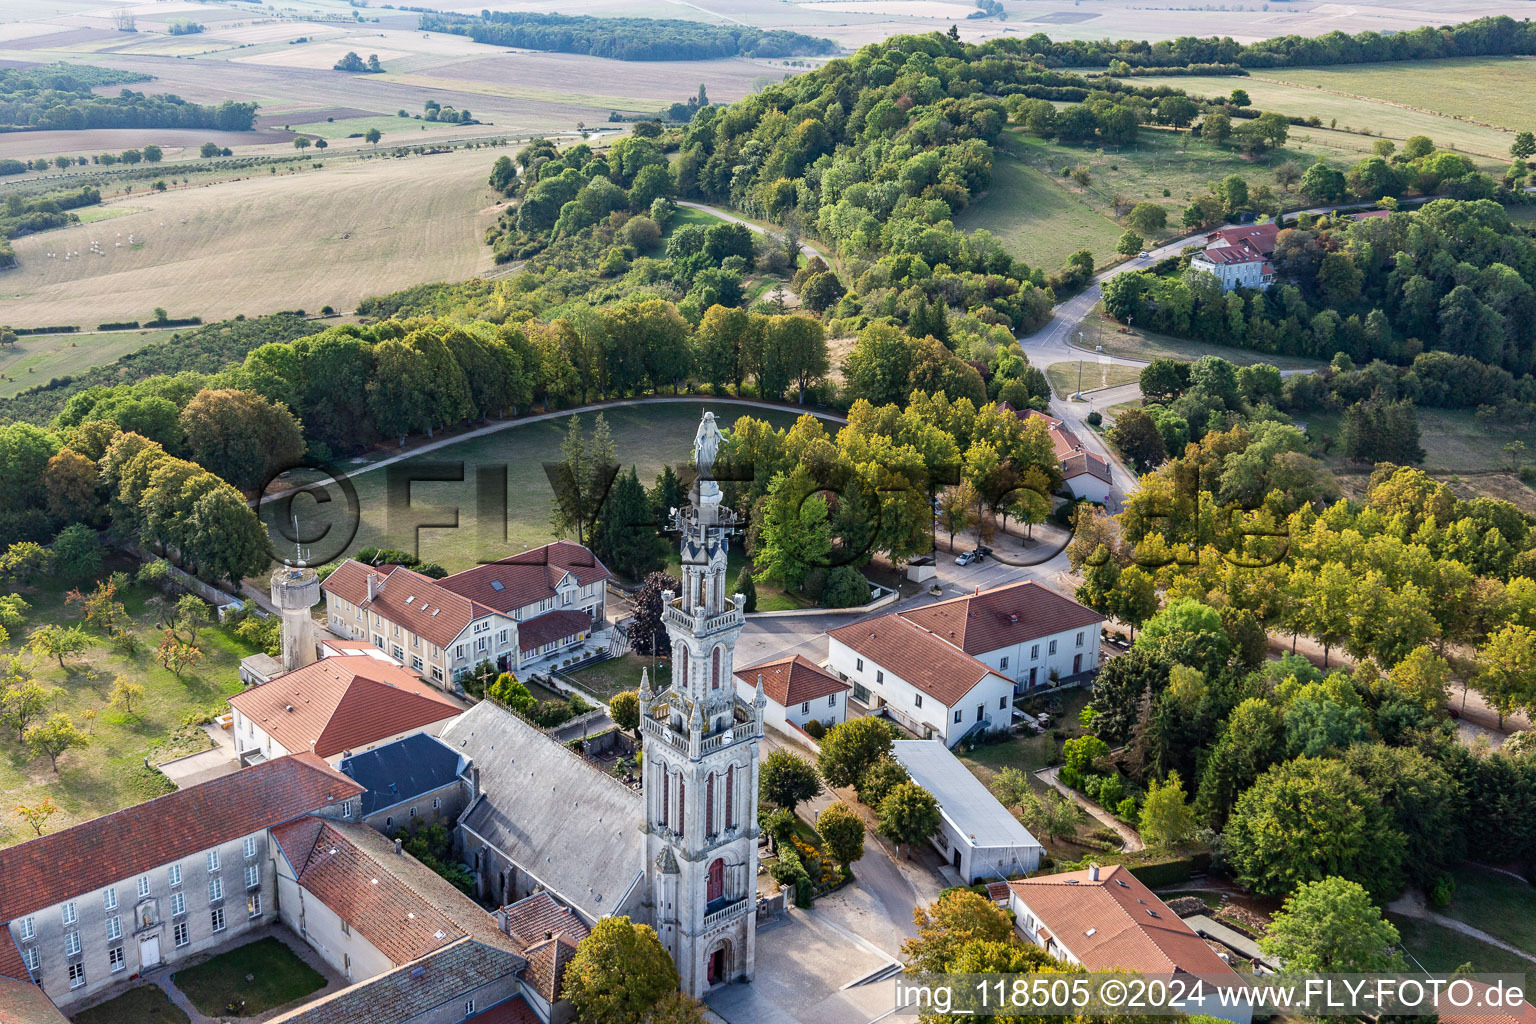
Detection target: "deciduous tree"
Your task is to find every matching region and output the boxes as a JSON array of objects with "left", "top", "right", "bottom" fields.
[
  {"left": 818, "top": 716, "right": 893, "bottom": 790},
  {"left": 565, "top": 917, "right": 678, "bottom": 1024},
  {"left": 815, "top": 801, "right": 866, "bottom": 868},
  {"left": 1259, "top": 877, "right": 1404, "bottom": 972},
  {"left": 28, "top": 713, "right": 87, "bottom": 772},
  {"left": 876, "top": 781, "right": 940, "bottom": 856},
  {"left": 759, "top": 749, "right": 821, "bottom": 812}
]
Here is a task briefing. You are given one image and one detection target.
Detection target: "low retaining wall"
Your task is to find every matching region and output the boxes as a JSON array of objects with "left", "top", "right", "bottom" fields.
[{"left": 748, "top": 584, "right": 898, "bottom": 619}]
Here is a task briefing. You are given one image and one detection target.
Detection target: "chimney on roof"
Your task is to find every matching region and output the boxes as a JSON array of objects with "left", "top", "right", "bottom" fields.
[
  {"left": 394, "top": 838, "right": 403, "bottom": 855},
  {"left": 470, "top": 765, "right": 481, "bottom": 800},
  {"left": 544, "top": 930, "right": 553, "bottom": 941},
  {"left": 1088, "top": 862, "right": 1100, "bottom": 882},
  {"left": 366, "top": 572, "right": 379, "bottom": 602}
]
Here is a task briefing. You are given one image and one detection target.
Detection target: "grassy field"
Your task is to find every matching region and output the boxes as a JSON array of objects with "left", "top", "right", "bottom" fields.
[
  {"left": 1435, "top": 864, "right": 1536, "bottom": 957},
  {"left": 1076, "top": 305, "right": 1325, "bottom": 371},
  {"left": 295, "top": 401, "right": 810, "bottom": 572},
  {"left": 0, "top": 328, "right": 180, "bottom": 398},
  {"left": 1301, "top": 408, "right": 1526, "bottom": 475},
  {"left": 2, "top": 147, "right": 498, "bottom": 328},
  {"left": 954, "top": 145, "right": 1124, "bottom": 270},
  {"left": 1261, "top": 56, "right": 1536, "bottom": 138},
  {"left": 1388, "top": 914, "right": 1535, "bottom": 975},
  {"left": 1131, "top": 71, "right": 1514, "bottom": 159},
  {"left": 172, "top": 937, "right": 326, "bottom": 1017},
  {"left": 292, "top": 115, "right": 425, "bottom": 141},
  {"left": 0, "top": 559, "right": 264, "bottom": 847},
  {"left": 1000, "top": 124, "right": 1394, "bottom": 246},
  {"left": 1044, "top": 360, "right": 1141, "bottom": 398},
  {"left": 70, "top": 985, "right": 190, "bottom": 1024}
]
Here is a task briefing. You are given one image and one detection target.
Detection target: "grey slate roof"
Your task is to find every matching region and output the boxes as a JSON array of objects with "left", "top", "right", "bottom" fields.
[
  {"left": 265, "top": 938, "right": 526, "bottom": 1024},
  {"left": 339, "top": 733, "right": 468, "bottom": 817},
  {"left": 439, "top": 701, "right": 644, "bottom": 925}
]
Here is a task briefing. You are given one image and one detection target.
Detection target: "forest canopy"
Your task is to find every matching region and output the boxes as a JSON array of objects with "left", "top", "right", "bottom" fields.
[{"left": 0, "top": 62, "right": 256, "bottom": 132}]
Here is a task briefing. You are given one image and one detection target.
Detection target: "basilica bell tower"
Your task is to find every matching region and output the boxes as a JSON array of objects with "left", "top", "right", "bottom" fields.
[{"left": 640, "top": 411, "right": 762, "bottom": 998}]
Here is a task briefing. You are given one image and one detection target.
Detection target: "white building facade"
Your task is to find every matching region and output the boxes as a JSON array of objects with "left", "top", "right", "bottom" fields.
[
  {"left": 826, "top": 616, "right": 1015, "bottom": 748},
  {"left": 641, "top": 412, "right": 761, "bottom": 998}
]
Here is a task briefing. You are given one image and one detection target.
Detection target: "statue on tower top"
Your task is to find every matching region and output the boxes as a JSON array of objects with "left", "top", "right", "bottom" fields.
[{"left": 692, "top": 410, "right": 724, "bottom": 509}]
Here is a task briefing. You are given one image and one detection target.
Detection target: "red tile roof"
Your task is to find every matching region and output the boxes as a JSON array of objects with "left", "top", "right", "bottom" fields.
[
  {"left": 828, "top": 614, "right": 1004, "bottom": 707},
  {"left": 272, "top": 818, "right": 516, "bottom": 966},
  {"left": 467, "top": 997, "right": 543, "bottom": 1024},
  {"left": 521, "top": 934, "right": 579, "bottom": 1002},
  {"left": 0, "top": 754, "right": 361, "bottom": 923},
  {"left": 1206, "top": 223, "right": 1278, "bottom": 254},
  {"left": 1008, "top": 865, "right": 1235, "bottom": 976},
  {"left": 322, "top": 564, "right": 492, "bottom": 649},
  {"left": 898, "top": 581, "right": 1102, "bottom": 656},
  {"left": 0, "top": 975, "right": 67, "bottom": 1024},
  {"left": 1062, "top": 451, "right": 1112, "bottom": 485},
  {"left": 438, "top": 542, "right": 610, "bottom": 615},
  {"left": 229, "top": 655, "right": 463, "bottom": 759},
  {"left": 501, "top": 892, "right": 590, "bottom": 950},
  {"left": 515, "top": 610, "right": 592, "bottom": 653},
  {"left": 734, "top": 655, "right": 849, "bottom": 708},
  {"left": 1439, "top": 984, "right": 1536, "bottom": 1024}
]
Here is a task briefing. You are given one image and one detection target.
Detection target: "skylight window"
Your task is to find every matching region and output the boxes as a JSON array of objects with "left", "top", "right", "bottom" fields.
[{"left": 490, "top": 581, "right": 504, "bottom": 591}]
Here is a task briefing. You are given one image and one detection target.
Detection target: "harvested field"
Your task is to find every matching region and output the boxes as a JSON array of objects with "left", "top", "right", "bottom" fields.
[
  {"left": 0, "top": 146, "right": 497, "bottom": 327},
  {"left": 1261, "top": 56, "right": 1536, "bottom": 135}
]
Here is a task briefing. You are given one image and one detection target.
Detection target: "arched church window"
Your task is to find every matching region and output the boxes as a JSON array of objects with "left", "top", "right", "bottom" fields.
[
  {"left": 707, "top": 858, "right": 724, "bottom": 902},
  {"left": 705, "top": 772, "right": 714, "bottom": 835},
  {"left": 711, "top": 646, "right": 721, "bottom": 689},
  {"left": 726, "top": 764, "right": 735, "bottom": 828},
  {"left": 661, "top": 771, "right": 670, "bottom": 829}
]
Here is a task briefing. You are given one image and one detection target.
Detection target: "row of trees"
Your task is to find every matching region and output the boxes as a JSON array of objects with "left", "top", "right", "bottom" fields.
[
  {"left": 421, "top": 11, "right": 835, "bottom": 61},
  {"left": 1001, "top": 14, "right": 1536, "bottom": 69}
]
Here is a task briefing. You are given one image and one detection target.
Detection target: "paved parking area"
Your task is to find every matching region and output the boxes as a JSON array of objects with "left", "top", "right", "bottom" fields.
[{"left": 706, "top": 909, "right": 899, "bottom": 1024}]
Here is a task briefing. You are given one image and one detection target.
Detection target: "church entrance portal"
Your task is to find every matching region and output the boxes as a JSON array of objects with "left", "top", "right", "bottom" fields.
[{"left": 707, "top": 944, "right": 729, "bottom": 986}]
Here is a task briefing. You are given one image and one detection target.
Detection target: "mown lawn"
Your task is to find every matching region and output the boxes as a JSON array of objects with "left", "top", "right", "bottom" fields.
[
  {"left": 954, "top": 142, "right": 1124, "bottom": 270},
  {"left": 70, "top": 984, "right": 190, "bottom": 1024},
  {"left": 1076, "top": 304, "right": 1324, "bottom": 371},
  {"left": 0, "top": 557, "right": 262, "bottom": 847},
  {"left": 172, "top": 937, "right": 326, "bottom": 1017},
  {"left": 566, "top": 652, "right": 654, "bottom": 702},
  {"left": 1388, "top": 914, "right": 1534, "bottom": 975},
  {"left": 291, "top": 402, "right": 809, "bottom": 572},
  {"left": 1044, "top": 360, "right": 1142, "bottom": 399},
  {"left": 1436, "top": 864, "right": 1536, "bottom": 958}
]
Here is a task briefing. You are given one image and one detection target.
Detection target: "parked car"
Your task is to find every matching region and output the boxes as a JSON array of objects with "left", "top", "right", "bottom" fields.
[
  {"left": 1139, "top": 250, "right": 1150, "bottom": 259},
  {"left": 954, "top": 550, "right": 976, "bottom": 566}
]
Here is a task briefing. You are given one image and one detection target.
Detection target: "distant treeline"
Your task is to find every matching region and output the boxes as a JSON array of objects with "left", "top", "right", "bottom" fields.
[
  {"left": 1000, "top": 14, "right": 1536, "bottom": 69},
  {"left": 420, "top": 11, "right": 837, "bottom": 61},
  {"left": 0, "top": 62, "right": 257, "bottom": 132}
]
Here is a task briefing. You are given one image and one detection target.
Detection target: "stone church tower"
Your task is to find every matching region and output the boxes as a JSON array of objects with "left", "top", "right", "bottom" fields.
[{"left": 640, "top": 411, "right": 762, "bottom": 997}]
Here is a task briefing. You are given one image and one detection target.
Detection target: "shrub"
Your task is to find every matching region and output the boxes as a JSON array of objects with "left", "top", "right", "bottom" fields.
[
  {"left": 1087, "top": 411, "right": 1102, "bottom": 426},
  {"left": 1429, "top": 872, "right": 1455, "bottom": 907},
  {"left": 1116, "top": 796, "right": 1139, "bottom": 821},
  {"left": 803, "top": 718, "right": 826, "bottom": 740},
  {"left": 820, "top": 566, "right": 869, "bottom": 608}
]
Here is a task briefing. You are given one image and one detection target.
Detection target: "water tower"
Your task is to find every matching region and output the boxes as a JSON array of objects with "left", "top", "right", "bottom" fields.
[{"left": 270, "top": 564, "right": 321, "bottom": 673}]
